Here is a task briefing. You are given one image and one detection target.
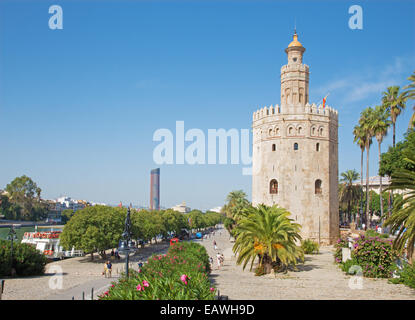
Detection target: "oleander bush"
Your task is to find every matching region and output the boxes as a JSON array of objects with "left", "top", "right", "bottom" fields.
[
  {"left": 301, "top": 239, "right": 320, "bottom": 254},
  {"left": 0, "top": 240, "right": 47, "bottom": 276},
  {"left": 352, "top": 235, "right": 397, "bottom": 278},
  {"left": 389, "top": 262, "right": 415, "bottom": 289},
  {"left": 98, "top": 242, "right": 216, "bottom": 300},
  {"left": 334, "top": 235, "right": 398, "bottom": 278}
]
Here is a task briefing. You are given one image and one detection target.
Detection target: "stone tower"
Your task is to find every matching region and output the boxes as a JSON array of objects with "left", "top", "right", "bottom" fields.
[{"left": 251, "top": 31, "right": 339, "bottom": 244}]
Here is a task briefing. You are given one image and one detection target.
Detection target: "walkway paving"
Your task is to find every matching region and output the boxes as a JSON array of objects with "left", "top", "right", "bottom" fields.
[
  {"left": 1, "top": 241, "right": 170, "bottom": 300},
  {"left": 199, "top": 226, "right": 415, "bottom": 300}
]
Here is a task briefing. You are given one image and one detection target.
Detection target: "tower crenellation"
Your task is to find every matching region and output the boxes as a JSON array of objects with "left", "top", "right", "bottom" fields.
[{"left": 251, "top": 30, "right": 339, "bottom": 245}]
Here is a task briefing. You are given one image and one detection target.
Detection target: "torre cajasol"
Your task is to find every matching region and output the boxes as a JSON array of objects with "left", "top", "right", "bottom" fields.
[{"left": 251, "top": 31, "right": 339, "bottom": 244}]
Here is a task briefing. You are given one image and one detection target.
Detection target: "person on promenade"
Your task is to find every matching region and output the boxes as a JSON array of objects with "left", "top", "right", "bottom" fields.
[
  {"left": 216, "top": 253, "right": 221, "bottom": 270},
  {"left": 220, "top": 253, "right": 224, "bottom": 267},
  {"left": 103, "top": 262, "right": 107, "bottom": 277},
  {"left": 106, "top": 260, "right": 112, "bottom": 278},
  {"left": 209, "top": 256, "right": 213, "bottom": 269}
]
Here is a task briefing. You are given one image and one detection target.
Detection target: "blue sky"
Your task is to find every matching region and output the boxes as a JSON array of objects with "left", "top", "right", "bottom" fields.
[{"left": 0, "top": 0, "right": 414, "bottom": 210}]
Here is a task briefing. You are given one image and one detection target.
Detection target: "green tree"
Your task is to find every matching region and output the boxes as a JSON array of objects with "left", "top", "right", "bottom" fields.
[
  {"left": 159, "top": 209, "right": 188, "bottom": 238},
  {"left": 61, "top": 209, "right": 74, "bottom": 224},
  {"left": 384, "top": 148, "right": 415, "bottom": 263},
  {"left": 222, "top": 190, "right": 250, "bottom": 219},
  {"left": 358, "top": 107, "right": 375, "bottom": 227},
  {"left": 403, "top": 72, "right": 415, "bottom": 128},
  {"left": 382, "top": 86, "right": 407, "bottom": 148},
  {"left": 232, "top": 204, "right": 304, "bottom": 274},
  {"left": 339, "top": 170, "right": 361, "bottom": 224},
  {"left": 4, "top": 175, "right": 48, "bottom": 221},
  {"left": 60, "top": 206, "right": 125, "bottom": 260},
  {"left": 372, "top": 105, "right": 391, "bottom": 218},
  {"left": 379, "top": 130, "right": 415, "bottom": 177},
  {"left": 353, "top": 124, "right": 367, "bottom": 220}
]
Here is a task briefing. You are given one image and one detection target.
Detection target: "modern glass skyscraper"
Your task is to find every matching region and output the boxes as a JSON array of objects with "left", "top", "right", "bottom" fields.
[{"left": 150, "top": 168, "right": 160, "bottom": 211}]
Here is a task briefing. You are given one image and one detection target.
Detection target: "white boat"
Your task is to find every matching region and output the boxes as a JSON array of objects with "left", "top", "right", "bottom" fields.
[{"left": 21, "top": 226, "right": 84, "bottom": 259}]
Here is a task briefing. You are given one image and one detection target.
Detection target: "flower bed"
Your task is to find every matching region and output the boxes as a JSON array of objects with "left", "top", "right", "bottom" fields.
[
  {"left": 334, "top": 235, "right": 397, "bottom": 278},
  {"left": 99, "top": 242, "right": 216, "bottom": 300}
]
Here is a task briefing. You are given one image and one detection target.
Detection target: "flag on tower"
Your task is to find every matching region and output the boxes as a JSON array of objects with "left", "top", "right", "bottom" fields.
[{"left": 322, "top": 94, "right": 329, "bottom": 109}]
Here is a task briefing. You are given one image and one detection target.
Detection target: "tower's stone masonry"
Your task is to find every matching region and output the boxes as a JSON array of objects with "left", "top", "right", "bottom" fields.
[{"left": 252, "top": 32, "right": 339, "bottom": 244}]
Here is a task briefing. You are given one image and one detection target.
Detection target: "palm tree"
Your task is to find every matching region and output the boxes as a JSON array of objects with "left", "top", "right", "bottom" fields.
[
  {"left": 381, "top": 86, "right": 407, "bottom": 148},
  {"left": 232, "top": 204, "right": 304, "bottom": 274},
  {"left": 372, "top": 105, "right": 391, "bottom": 219},
  {"left": 403, "top": 71, "right": 415, "bottom": 128},
  {"left": 224, "top": 190, "right": 250, "bottom": 220},
  {"left": 339, "top": 170, "right": 361, "bottom": 224},
  {"left": 359, "top": 107, "right": 375, "bottom": 228},
  {"left": 353, "top": 124, "right": 367, "bottom": 225},
  {"left": 384, "top": 148, "right": 415, "bottom": 264}
]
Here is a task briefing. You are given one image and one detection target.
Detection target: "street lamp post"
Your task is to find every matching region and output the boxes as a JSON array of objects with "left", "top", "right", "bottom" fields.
[
  {"left": 7, "top": 224, "right": 20, "bottom": 275},
  {"left": 118, "top": 207, "right": 135, "bottom": 278}
]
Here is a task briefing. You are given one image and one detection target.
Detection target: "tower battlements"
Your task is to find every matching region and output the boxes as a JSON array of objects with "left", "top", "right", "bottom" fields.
[
  {"left": 252, "top": 103, "right": 338, "bottom": 122},
  {"left": 280, "top": 63, "right": 309, "bottom": 73}
]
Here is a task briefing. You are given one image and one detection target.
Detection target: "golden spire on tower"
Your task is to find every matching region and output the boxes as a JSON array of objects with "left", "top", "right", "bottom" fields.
[{"left": 288, "top": 30, "right": 303, "bottom": 48}]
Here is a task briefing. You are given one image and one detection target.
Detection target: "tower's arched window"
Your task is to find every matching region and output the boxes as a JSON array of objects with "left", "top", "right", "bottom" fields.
[
  {"left": 316, "top": 143, "right": 320, "bottom": 152},
  {"left": 315, "top": 179, "right": 322, "bottom": 194},
  {"left": 288, "top": 127, "right": 293, "bottom": 135},
  {"left": 294, "top": 143, "right": 299, "bottom": 151},
  {"left": 319, "top": 127, "right": 324, "bottom": 136},
  {"left": 270, "top": 179, "right": 278, "bottom": 194},
  {"left": 272, "top": 144, "right": 276, "bottom": 151},
  {"left": 298, "top": 127, "right": 302, "bottom": 135}
]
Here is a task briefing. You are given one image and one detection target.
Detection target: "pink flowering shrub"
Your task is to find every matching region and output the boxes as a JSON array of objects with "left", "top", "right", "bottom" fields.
[
  {"left": 98, "top": 242, "right": 216, "bottom": 300},
  {"left": 334, "top": 235, "right": 398, "bottom": 278}
]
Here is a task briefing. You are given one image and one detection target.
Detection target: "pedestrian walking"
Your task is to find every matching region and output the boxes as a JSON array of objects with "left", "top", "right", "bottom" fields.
[
  {"left": 103, "top": 262, "right": 107, "bottom": 277},
  {"left": 209, "top": 256, "right": 213, "bottom": 269},
  {"left": 220, "top": 253, "right": 224, "bottom": 267},
  {"left": 216, "top": 252, "right": 221, "bottom": 270},
  {"left": 106, "top": 260, "right": 112, "bottom": 278}
]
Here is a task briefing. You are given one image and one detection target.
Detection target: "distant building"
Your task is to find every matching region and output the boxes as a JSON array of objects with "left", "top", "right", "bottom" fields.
[
  {"left": 150, "top": 168, "right": 160, "bottom": 211},
  {"left": 171, "top": 202, "right": 191, "bottom": 213},
  {"left": 353, "top": 176, "right": 404, "bottom": 195},
  {"left": 47, "top": 196, "right": 88, "bottom": 222},
  {"left": 209, "top": 206, "right": 222, "bottom": 213}
]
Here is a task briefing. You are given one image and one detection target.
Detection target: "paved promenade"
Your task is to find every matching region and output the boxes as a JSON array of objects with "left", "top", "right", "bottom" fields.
[
  {"left": 199, "top": 226, "right": 415, "bottom": 300},
  {"left": 1, "top": 241, "right": 170, "bottom": 300}
]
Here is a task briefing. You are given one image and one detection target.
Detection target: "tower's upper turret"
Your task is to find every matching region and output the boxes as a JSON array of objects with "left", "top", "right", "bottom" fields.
[
  {"left": 281, "top": 30, "right": 309, "bottom": 110},
  {"left": 285, "top": 31, "right": 306, "bottom": 64}
]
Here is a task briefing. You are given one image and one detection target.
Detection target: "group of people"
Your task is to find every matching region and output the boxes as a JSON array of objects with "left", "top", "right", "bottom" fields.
[
  {"left": 103, "top": 260, "right": 112, "bottom": 278},
  {"left": 110, "top": 249, "right": 121, "bottom": 260},
  {"left": 210, "top": 240, "right": 224, "bottom": 270}
]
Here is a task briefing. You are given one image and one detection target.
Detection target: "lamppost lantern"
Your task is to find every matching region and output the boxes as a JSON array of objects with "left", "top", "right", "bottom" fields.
[{"left": 118, "top": 206, "right": 136, "bottom": 278}]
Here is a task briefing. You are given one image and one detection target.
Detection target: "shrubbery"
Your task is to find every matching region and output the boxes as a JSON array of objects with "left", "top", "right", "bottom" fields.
[
  {"left": 301, "top": 239, "right": 319, "bottom": 254},
  {"left": 98, "top": 242, "right": 215, "bottom": 300},
  {"left": 365, "top": 229, "right": 389, "bottom": 239},
  {"left": 389, "top": 262, "right": 415, "bottom": 289},
  {"left": 0, "top": 240, "right": 47, "bottom": 276},
  {"left": 334, "top": 235, "right": 397, "bottom": 278}
]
